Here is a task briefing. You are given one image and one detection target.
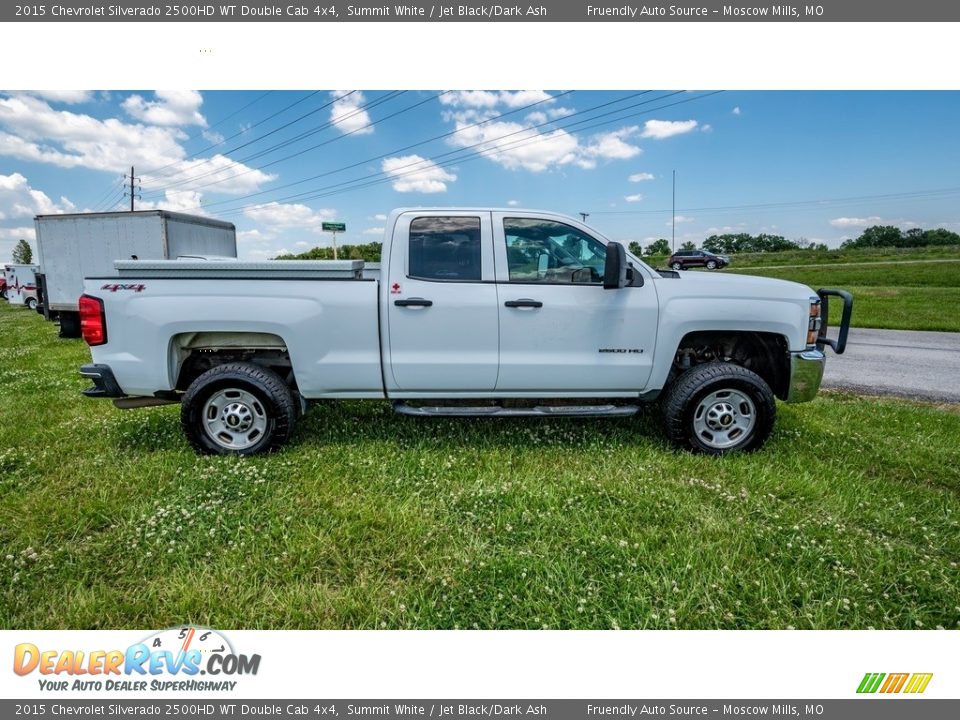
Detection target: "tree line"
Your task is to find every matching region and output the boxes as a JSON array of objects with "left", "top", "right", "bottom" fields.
[
  {"left": 276, "top": 241, "right": 383, "bottom": 261},
  {"left": 840, "top": 226, "right": 960, "bottom": 249},
  {"left": 628, "top": 225, "right": 959, "bottom": 257},
  {"left": 271, "top": 225, "right": 960, "bottom": 261}
]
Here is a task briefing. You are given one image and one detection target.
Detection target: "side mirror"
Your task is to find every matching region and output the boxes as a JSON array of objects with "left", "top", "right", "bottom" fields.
[{"left": 604, "top": 242, "right": 628, "bottom": 289}]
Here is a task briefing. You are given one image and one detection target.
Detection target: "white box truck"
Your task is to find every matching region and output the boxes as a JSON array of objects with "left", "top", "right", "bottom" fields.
[
  {"left": 34, "top": 211, "right": 237, "bottom": 337},
  {"left": 3, "top": 263, "right": 39, "bottom": 308}
]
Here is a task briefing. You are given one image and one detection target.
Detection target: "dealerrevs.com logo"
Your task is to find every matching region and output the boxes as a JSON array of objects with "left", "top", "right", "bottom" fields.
[{"left": 13, "top": 626, "right": 260, "bottom": 693}]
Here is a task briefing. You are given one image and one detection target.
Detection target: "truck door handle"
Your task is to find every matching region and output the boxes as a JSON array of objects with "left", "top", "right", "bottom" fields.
[
  {"left": 394, "top": 298, "right": 433, "bottom": 307},
  {"left": 504, "top": 299, "right": 543, "bottom": 308}
]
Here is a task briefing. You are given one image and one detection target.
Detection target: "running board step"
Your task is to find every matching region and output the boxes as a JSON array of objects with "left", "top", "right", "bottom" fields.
[{"left": 393, "top": 402, "right": 639, "bottom": 418}]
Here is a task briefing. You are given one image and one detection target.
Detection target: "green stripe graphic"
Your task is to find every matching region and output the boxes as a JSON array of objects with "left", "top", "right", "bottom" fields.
[{"left": 856, "top": 673, "right": 885, "bottom": 693}]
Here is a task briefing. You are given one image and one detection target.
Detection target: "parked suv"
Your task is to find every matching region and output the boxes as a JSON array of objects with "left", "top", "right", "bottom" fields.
[{"left": 668, "top": 249, "right": 730, "bottom": 271}]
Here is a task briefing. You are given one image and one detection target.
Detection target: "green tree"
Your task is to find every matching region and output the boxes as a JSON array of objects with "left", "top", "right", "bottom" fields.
[
  {"left": 12, "top": 238, "right": 32, "bottom": 264},
  {"left": 644, "top": 238, "right": 671, "bottom": 256},
  {"left": 628, "top": 241, "right": 644, "bottom": 257},
  {"left": 841, "top": 225, "right": 903, "bottom": 249},
  {"left": 276, "top": 242, "right": 383, "bottom": 261},
  {"left": 679, "top": 241, "right": 697, "bottom": 251}
]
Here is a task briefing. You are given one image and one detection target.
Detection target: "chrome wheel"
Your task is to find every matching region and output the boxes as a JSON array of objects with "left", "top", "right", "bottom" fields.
[
  {"left": 692, "top": 388, "right": 756, "bottom": 450},
  {"left": 671, "top": 262, "right": 682, "bottom": 270},
  {"left": 202, "top": 388, "right": 269, "bottom": 451}
]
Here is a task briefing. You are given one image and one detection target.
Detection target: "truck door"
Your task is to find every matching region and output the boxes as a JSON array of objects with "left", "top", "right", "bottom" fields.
[
  {"left": 385, "top": 212, "right": 499, "bottom": 393},
  {"left": 492, "top": 213, "right": 658, "bottom": 393}
]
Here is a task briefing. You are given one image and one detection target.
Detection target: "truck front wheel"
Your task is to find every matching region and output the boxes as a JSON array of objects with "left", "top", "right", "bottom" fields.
[
  {"left": 661, "top": 362, "right": 776, "bottom": 454},
  {"left": 181, "top": 362, "right": 297, "bottom": 456}
]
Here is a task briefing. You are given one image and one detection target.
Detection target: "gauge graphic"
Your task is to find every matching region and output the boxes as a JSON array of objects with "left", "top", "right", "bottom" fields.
[{"left": 140, "top": 626, "right": 234, "bottom": 658}]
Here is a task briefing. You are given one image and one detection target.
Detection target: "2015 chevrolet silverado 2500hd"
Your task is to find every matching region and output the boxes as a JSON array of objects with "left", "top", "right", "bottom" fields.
[{"left": 78, "top": 208, "right": 852, "bottom": 456}]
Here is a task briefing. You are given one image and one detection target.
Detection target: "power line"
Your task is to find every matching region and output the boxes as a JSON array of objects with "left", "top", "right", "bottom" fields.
[
  {"left": 213, "top": 91, "right": 719, "bottom": 218},
  {"left": 205, "top": 90, "right": 661, "bottom": 216},
  {"left": 192, "top": 90, "right": 575, "bottom": 212},
  {"left": 87, "top": 177, "right": 126, "bottom": 212},
  {"left": 588, "top": 186, "right": 960, "bottom": 217},
  {"left": 143, "top": 91, "right": 409, "bottom": 197},
  {"left": 140, "top": 90, "right": 326, "bottom": 181}
]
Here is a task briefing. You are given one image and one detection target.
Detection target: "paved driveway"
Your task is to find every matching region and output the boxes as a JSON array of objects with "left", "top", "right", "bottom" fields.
[{"left": 822, "top": 328, "right": 960, "bottom": 402}]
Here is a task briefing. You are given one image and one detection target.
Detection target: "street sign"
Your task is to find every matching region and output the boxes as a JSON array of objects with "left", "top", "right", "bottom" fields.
[{"left": 322, "top": 222, "right": 346, "bottom": 232}]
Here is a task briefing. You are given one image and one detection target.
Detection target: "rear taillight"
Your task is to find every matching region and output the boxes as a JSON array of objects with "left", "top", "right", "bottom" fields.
[{"left": 79, "top": 295, "right": 107, "bottom": 346}]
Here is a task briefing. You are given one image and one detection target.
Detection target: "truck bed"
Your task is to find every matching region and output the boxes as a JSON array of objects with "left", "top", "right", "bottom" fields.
[{"left": 84, "top": 269, "right": 384, "bottom": 399}]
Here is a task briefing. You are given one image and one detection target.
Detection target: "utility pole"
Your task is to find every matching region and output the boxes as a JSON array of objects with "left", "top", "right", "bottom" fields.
[
  {"left": 579, "top": 212, "right": 589, "bottom": 223},
  {"left": 671, "top": 170, "right": 676, "bottom": 252},
  {"left": 124, "top": 167, "right": 141, "bottom": 211}
]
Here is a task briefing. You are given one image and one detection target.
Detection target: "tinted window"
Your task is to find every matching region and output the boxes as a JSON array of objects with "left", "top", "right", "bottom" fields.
[
  {"left": 503, "top": 218, "right": 606, "bottom": 284},
  {"left": 408, "top": 216, "right": 482, "bottom": 281}
]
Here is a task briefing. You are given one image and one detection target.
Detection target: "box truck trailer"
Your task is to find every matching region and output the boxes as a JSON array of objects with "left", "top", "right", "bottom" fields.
[{"left": 34, "top": 211, "right": 237, "bottom": 337}]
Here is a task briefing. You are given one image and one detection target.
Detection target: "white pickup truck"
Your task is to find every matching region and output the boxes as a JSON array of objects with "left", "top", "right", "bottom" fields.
[{"left": 78, "top": 208, "right": 851, "bottom": 456}]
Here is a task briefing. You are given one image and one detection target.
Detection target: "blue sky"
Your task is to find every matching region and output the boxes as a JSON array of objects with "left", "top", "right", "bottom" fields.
[{"left": 2, "top": 90, "right": 959, "bottom": 262}]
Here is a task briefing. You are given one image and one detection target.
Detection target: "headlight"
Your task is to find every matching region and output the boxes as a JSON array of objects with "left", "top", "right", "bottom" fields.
[{"left": 807, "top": 298, "right": 822, "bottom": 346}]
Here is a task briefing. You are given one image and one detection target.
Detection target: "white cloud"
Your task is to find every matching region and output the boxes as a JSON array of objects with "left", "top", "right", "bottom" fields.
[
  {"left": 373, "top": 213, "right": 387, "bottom": 221},
  {"left": 122, "top": 90, "right": 207, "bottom": 127},
  {"left": 641, "top": 119, "right": 699, "bottom": 139},
  {"left": 829, "top": 216, "right": 883, "bottom": 228},
  {"left": 330, "top": 90, "right": 373, "bottom": 135},
  {"left": 363, "top": 227, "right": 384, "bottom": 235},
  {"left": 525, "top": 111, "right": 547, "bottom": 125},
  {"left": 547, "top": 107, "right": 575, "bottom": 119},
  {"left": 237, "top": 229, "right": 272, "bottom": 244},
  {"left": 624, "top": 194, "right": 644, "bottom": 203},
  {"left": 628, "top": 172, "right": 655, "bottom": 182},
  {"left": 732, "top": 106, "right": 742, "bottom": 115},
  {"left": 0, "top": 94, "right": 274, "bottom": 195},
  {"left": 243, "top": 202, "right": 337, "bottom": 229},
  {"left": 0, "top": 172, "right": 72, "bottom": 219},
  {"left": 295, "top": 241, "right": 311, "bottom": 248},
  {"left": 507, "top": 200, "right": 520, "bottom": 206},
  {"left": 0, "top": 226, "right": 36, "bottom": 240},
  {"left": 137, "top": 189, "right": 207, "bottom": 214},
  {"left": 22, "top": 90, "right": 93, "bottom": 104},
  {"left": 667, "top": 215, "right": 695, "bottom": 226},
  {"left": 382, "top": 155, "right": 456, "bottom": 193},
  {"left": 440, "top": 90, "right": 554, "bottom": 109},
  {"left": 582, "top": 127, "right": 642, "bottom": 161},
  {"left": 202, "top": 129, "right": 225, "bottom": 144},
  {"left": 701, "top": 124, "right": 713, "bottom": 132},
  {"left": 451, "top": 119, "right": 580, "bottom": 172}
]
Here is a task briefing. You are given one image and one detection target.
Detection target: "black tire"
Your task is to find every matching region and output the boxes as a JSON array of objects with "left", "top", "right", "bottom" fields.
[
  {"left": 661, "top": 362, "right": 776, "bottom": 455},
  {"left": 706, "top": 260, "right": 718, "bottom": 270},
  {"left": 671, "top": 261, "right": 683, "bottom": 270},
  {"left": 181, "top": 362, "right": 297, "bottom": 456},
  {"left": 58, "top": 311, "right": 82, "bottom": 339},
  {"left": 25, "top": 297, "right": 37, "bottom": 310}
]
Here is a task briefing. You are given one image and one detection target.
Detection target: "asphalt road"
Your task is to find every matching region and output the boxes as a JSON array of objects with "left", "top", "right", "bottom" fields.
[{"left": 822, "top": 327, "right": 960, "bottom": 403}]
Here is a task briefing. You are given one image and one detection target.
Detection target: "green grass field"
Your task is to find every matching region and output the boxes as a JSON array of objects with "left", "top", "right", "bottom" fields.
[
  {"left": 1, "top": 303, "right": 959, "bottom": 630},
  {"left": 725, "top": 259, "right": 960, "bottom": 332}
]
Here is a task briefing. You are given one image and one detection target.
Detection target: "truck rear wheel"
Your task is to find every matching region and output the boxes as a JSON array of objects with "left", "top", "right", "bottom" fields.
[
  {"left": 181, "top": 362, "right": 297, "bottom": 456},
  {"left": 660, "top": 362, "right": 776, "bottom": 454}
]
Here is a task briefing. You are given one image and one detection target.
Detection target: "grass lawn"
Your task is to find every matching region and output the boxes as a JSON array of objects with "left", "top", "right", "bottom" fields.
[
  {"left": 723, "top": 260, "right": 960, "bottom": 332},
  {"left": 1, "top": 303, "right": 959, "bottom": 630}
]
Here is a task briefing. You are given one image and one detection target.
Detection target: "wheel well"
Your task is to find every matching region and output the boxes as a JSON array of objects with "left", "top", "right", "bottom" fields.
[
  {"left": 171, "top": 332, "right": 295, "bottom": 392},
  {"left": 672, "top": 331, "right": 790, "bottom": 400}
]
